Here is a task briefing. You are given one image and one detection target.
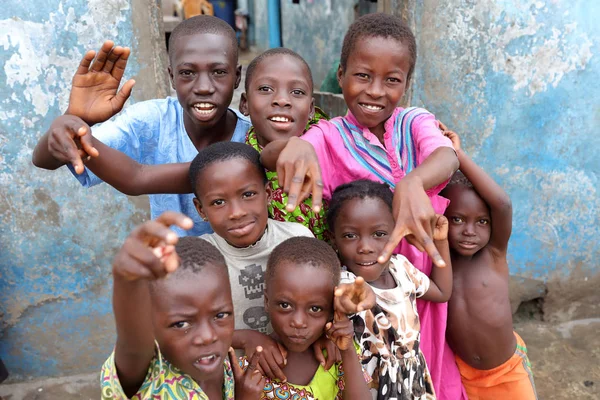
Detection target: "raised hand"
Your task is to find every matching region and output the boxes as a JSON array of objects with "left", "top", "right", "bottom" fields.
[
  {"left": 432, "top": 214, "right": 449, "bottom": 242},
  {"left": 378, "top": 177, "right": 446, "bottom": 268},
  {"left": 238, "top": 330, "right": 288, "bottom": 382},
  {"left": 112, "top": 211, "right": 194, "bottom": 281},
  {"left": 440, "top": 122, "right": 461, "bottom": 152},
  {"left": 230, "top": 347, "right": 266, "bottom": 399},
  {"left": 275, "top": 137, "right": 323, "bottom": 212},
  {"left": 334, "top": 276, "right": 376, "bottom": 314},
  {"left": 325, "top": 312, "right": 354, "bottom": 351},
  {"left": 312, "top": 334, "right": 341, "bottom": 370},
  {"left": 46, "top": 115, "right": 99, "bottom": 174},
  {"left": 66, "top": 40, "right": 136, "bottom": 125}
]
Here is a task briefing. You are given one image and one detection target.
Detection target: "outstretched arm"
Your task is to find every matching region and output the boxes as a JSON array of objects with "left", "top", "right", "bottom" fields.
[
  {"left": 444, "top": 131, "right": 512, "bottom": 253},
  {"left": 261, "top": 137, "right": 323, "bottom": 212},
  {"left": 112, "top": 212, "right": 193, "bottom": 397},
  {"left": 87, "top": 136, "right": 192, "bottom": 195},
  {"left": 32, "top": 41, "right": 134, "bottom": 171}
]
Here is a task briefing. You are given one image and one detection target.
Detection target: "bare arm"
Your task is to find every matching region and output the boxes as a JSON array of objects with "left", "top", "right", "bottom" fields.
[
  {"left": 326, "top": 313, "right": 371, "bottom": 400},
  {"left": 33, "top": 41, "right": 135, "bottom": 171},
  {"left": 111, "top": 212, "right": 193, "bottom": 396},
  {"left": 87, "top": 137, "right": 192, "bottom": 195},
  {"left": 260, "top": 139, "right": 288, "bottom": 172},
  {"left": 445, "top": 131, "right": 512, "bottom": 253}
]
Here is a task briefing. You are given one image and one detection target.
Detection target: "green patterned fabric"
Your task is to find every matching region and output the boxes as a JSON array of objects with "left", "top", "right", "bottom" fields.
[{"left": 246, "top": 107, "right": 331, "bottom": 241}]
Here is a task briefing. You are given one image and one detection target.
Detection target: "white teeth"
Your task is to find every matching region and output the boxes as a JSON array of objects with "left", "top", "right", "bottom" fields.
[
  {"left": 269, "top": 116, "right": 291, "bottom": 122},
  {"left": 358, "top": 261, "right": 376, "bottom": 266},
  {"left": 361, "top": 104, "right": 383, "bottom": 110},
  {"left": 200, "top": 355, "right": 216, "bottom": 361},
  {"left": 193, "top": 103, "right": 216, "bottom": 113}
]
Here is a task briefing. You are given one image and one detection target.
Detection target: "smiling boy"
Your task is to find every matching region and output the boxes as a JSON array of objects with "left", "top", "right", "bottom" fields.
[{"left": 32, "top": 16, "right": 251, "bottom": 236}]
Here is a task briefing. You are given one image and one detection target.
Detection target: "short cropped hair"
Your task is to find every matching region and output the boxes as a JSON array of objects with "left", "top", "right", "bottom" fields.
[
  {"left": 327, "top": 179, "right": 394, "bottom": 231},
  {"left": 267, "top": 237, "right": 340, "bottom": 287},
  {"left": 149, "top": 237, "right": 228, "bottom": 295},
  {"left": 188, "top": 142, "right": 267, "bottom": 198},
  {"left": 175, "top": 236, "right": 227, "bottom": 274},
  {"left": 340, "top": 13, "right": 417, "bottom": 84},
  {"left": 245, "top": 48, "right": 314, "bottom": 93},
  {"left": 168, "top": 15, "right": 238, "bottom": 63}
]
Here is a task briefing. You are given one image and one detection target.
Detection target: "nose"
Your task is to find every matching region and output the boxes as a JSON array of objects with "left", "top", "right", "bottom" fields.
[
  {"left": 463, "top": 223, "right": 476, "bottom": 236},
  {"left": 192, "top": 323, "right": 218, "bottom": 346},
  {"left": 365, "top": 78, "right": 385, "bottom": 99},
  {"left": 290, "top": 310, "right": 307, "bottom": 329},
  {"left": 228, "top": 199, "right": 247, "bottom": 220},
  {"left": 193, "top": 72, "right": 215, "bottom": 95},
  {"left": 357, "top": 237, "right": 375, "bottom": 254},
  {"left": 272, "top": 90, "right": 291, "bottom": 108}
]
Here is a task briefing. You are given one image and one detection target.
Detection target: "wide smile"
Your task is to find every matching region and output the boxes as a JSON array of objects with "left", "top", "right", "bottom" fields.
[
  {"left": 358, "top": 102, "right": 385, "bottom": 114},
  {"left": 191, "top": 102, "right": 218, "bottom": 121},
  {"left": 227, "top": 220, "right": 256, "bottom": 237},
  {"left": 355, "top": 260, "right": 378, "bottom": 267},
  {"left": 267, "top": 115, "right": 295, "bottom": 129}
]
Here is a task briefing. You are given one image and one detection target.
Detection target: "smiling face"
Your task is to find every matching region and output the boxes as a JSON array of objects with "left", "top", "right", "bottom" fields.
[
  {"left": 337, "top": 36, "right": 411, "bottom": 139},
  {"left": 265, "top": 262, "right": 334, "bottom": 353},
  {"left": 169, "top": 33, "right": 241, "bottom": 133},
  {"left": 444, "top": 185, "right": 492, "bottom": 257},
  {"left": 151, "top": 265, "right": 234, "bottom": 383},
  {"left": 240, "top": 54, "right": 314, "bottom": 147},
  {"left": 333, "top": 196, "right": 394, "bottom": 284},
  {"left": 193, "top": 158, "right": 269, "bottom": 248}
]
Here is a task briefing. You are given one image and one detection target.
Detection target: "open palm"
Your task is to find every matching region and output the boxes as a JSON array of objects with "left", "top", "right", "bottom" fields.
[{"left": 67, "top": 41, "right": 135, "bottom": 125}]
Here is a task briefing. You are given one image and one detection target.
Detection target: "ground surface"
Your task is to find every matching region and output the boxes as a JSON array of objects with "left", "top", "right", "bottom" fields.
[{"left": 1, "top": 318, "right": 598, "bottom": 399}]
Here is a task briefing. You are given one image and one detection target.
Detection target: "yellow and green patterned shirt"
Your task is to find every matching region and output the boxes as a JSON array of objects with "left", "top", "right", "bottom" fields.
[{"left": 101, "top": 345, "right": 235, "bottom": 399}]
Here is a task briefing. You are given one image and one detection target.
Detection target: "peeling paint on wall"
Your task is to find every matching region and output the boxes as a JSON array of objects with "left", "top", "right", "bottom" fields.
[
  {"left": 0, "top": 0, "right": 163, "bottom": 380},
  {"left": 413, "top": 0, "right": 599, "bottom": 280}
]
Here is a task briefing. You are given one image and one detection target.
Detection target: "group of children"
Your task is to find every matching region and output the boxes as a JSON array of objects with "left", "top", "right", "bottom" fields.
[{"left": 32, "top": 12, "right": 537, "bottom": 400}]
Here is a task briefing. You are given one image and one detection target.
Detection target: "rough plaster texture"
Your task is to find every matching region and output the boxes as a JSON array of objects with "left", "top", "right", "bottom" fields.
[
  {"left": 0, "top": 0, "right": 168, "bottom": 380},
  {"left": 280, "top": 0, "right": 356, "bottom": 87},
  {"left": 410, "top": 0, "right": 599, "bottom": 289}
]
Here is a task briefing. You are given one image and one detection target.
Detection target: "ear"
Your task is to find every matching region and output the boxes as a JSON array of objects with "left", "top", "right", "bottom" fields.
[
  {"left": 336, "top": 63, "right": 344, "bottom": 88},
  {"left": 308, "top": 98, "right": 315, "bottom": 121},
  {"left": 235, "top": 64, "right": 242, "bottom": 89},
  {"left": 168, "top": 65, "right": 176, "bottom": 90},
  {"left": 265, "top": 181, "right": 272, "bottom": 203},
  {"left": 193, "top": 197, "right": 207, "bottom": 222},
  {"left": 263, "top": 289, "right": 270, "bottom": 310},
  {"left": 239, "top": 92, "right": 249, "bottom": 116}
]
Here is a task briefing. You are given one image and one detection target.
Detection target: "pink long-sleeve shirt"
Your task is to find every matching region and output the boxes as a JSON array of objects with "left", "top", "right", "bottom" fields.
[{"left": 301, "top": 107, "right": 467, "bottom": 400}]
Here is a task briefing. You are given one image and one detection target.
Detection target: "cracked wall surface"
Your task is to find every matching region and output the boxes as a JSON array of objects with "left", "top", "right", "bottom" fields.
[
  {"left": 411, "top": 0, "right": 599, "bottom": 284},
  {"left": 0, "top": 0, "right": 167, "bottom": 380}
]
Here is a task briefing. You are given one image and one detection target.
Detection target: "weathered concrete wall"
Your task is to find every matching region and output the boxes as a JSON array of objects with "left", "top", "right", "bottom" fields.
[
  {"left": 409, "top": 0, "right": 599, "bottom": 314},
  {"left": 280, "top": 0, "right": 356, "bottom": 87},
  {"left": 0, "top": 0, "right": 168, "bottom": 381}
]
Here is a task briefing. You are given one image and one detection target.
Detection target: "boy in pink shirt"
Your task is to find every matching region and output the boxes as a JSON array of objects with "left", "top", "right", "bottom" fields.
[{"left": 262, "top": 13, "right": 465, "bottom": 399}]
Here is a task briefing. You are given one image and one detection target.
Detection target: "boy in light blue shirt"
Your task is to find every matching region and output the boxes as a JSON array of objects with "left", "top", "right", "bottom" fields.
[{"left": 32, "top": 16, "right": 250, "bottom": 236}]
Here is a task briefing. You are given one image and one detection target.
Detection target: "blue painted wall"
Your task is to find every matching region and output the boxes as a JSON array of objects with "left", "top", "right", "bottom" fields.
[
  {"left": 0, "top": 0, "right": 166, "bottom": 380},
  {"left": 410, "top": 0, "right": 599, "bottom": 281}
]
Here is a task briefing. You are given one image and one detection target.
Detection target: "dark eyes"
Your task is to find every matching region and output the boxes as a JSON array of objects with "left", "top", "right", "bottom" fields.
[
  {"left": 310, "top": 306, "right": 323, "bottom": 313},
  {"left": 171, "top": 321, "right": 190, "bottom": 329},
  {"left": 215, "top": 312, "right": 231, "bottom": 320},
  {"left": 211, "top": 199, "right": 225, "bottom": 206},
  {"left": 279, "top": 302, "right": 291, "bottom": 310},
  {"left": 242, "top": 191, "right": 257, "bottom": 199},
  {"left": 374, "top": 231, "right": 388, "bottom": 238},
  {"left": 478, "top": 219, "right": 490, "bottom": 225},
  {"left": 451, "top": 216, "right": 463, "bottom": 224}
]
